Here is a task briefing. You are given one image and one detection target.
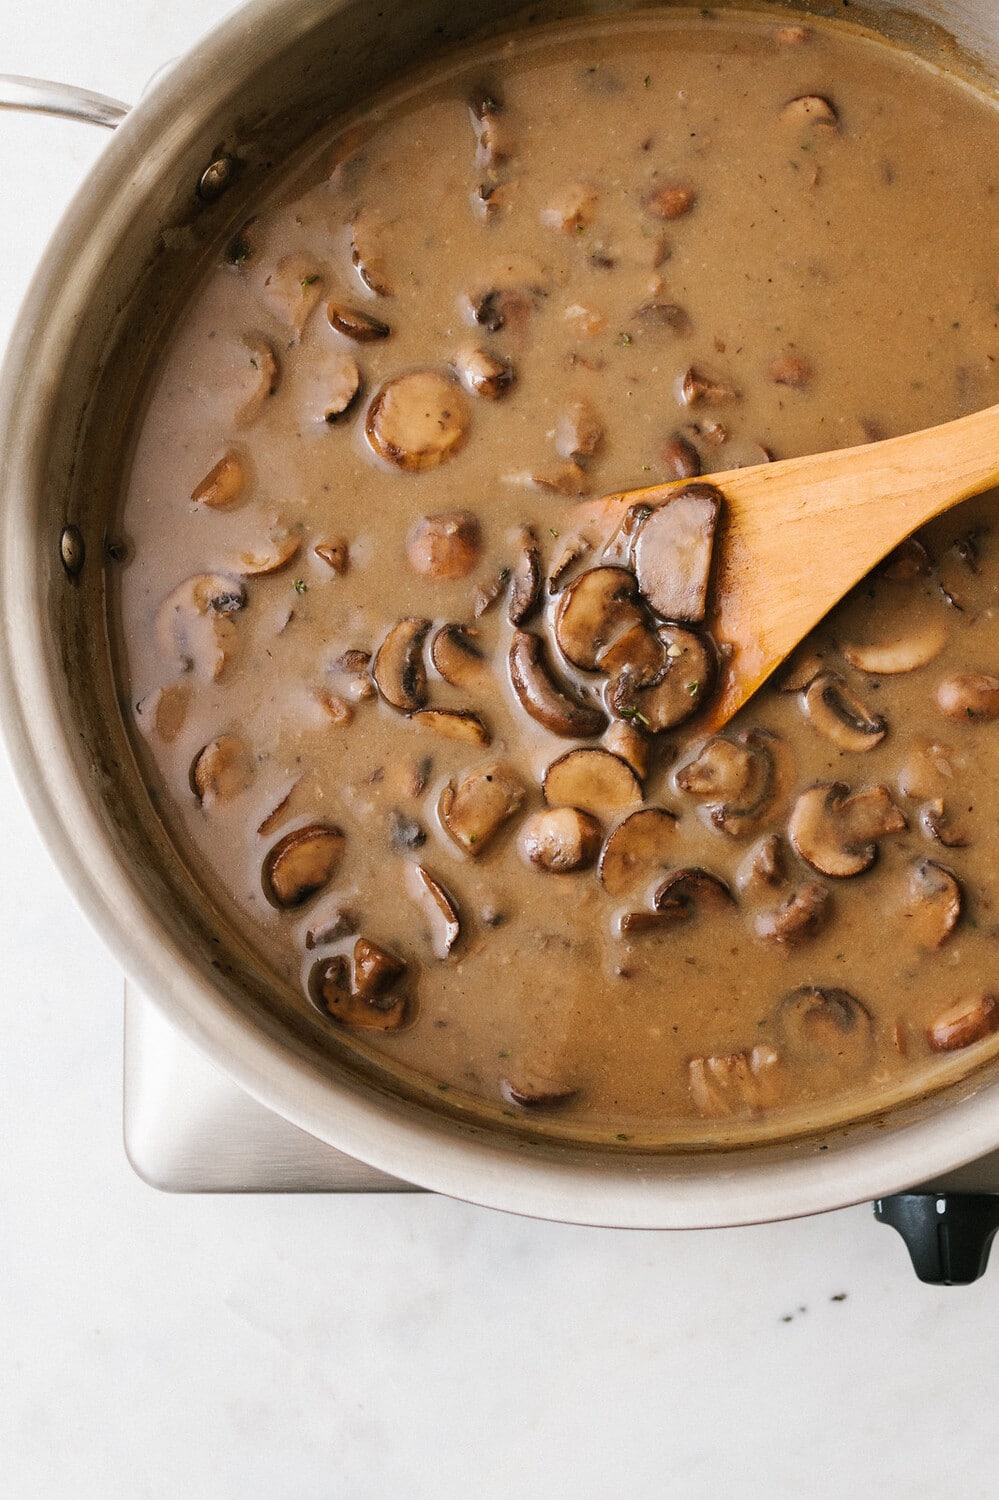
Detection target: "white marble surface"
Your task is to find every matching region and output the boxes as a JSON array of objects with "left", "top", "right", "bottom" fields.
[{"left": 3, "top": 3, "right": 999, "bottom": 1496}]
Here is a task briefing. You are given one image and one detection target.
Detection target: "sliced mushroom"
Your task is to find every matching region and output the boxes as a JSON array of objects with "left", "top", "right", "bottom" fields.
[
  {"left": 326, "top": 301, "right": 391, "bottom": 342},
  {"left": 409, "top": 708, "right": 491, "bottom": 747},
  {"left": 520, "top": 807, "right": 602, "bottom": 873},
  {"left": 541, "top": 181, "right": 598, "bottom": 233},
  {"left": 469, "top": 86, "right": 509, "bottom": 169},
  {"left": 452, "top": 345, "right": 514, "bottom": 400},
  {"left": 308, "top": 953, "right": 408, "bottom": 1030},
  {"left": 661, "top": 434, "right": 701, "bottom": 480},
  {"left": 234, "top": 337, "right": 280, "bottom": 427},
  {"left": 508, "top": 527, "right": 542, "bottom": 626},
  {"left": 644, "top": 182, "right": 696, "bottom": 220},
  {"left": 509, "top": 630, "right": 606, "bottom": 738},
  {"left": 555, "top": 398, "right": 603, "bottom": 461},
  {"left": 190, "top": 735, "right": 253, "bottom": 806},
  {"left": 468, "top": 287, "right": 533, "bottom": 334},
  {"left": 601, "top": 721, "right": 650, "bottom": 782},
  {"left": 408, "top": 865, "right": 461, "bottom": 958},
  {"left": 135, "top": 682, "right": 192, "bottom": 743},
  {"left": 839, "top": 619, "right": 946, "bottom": 675},
  {"left": 635, "top": 302, "right": 690, "bottom": 336},
  {"left": 904, "top": 859, "right": 962, "bottom": 949},
  {"left": 372, "top": 618, "right": 430, "bottom": 712},
  {"left": 430, "top": 625, "right": 488, "bottom": 692},
  {"left": 788, "top": 782, "right": 905, "bottom": 877},
  {"left": 802, "top": 672, "right": 887, "bottom": 752},
  {"left": 263, "top": 823, "right": 345, "bottom": 909},
  {"left": 598, "top": 807, "right": 677, "bottom": 898},
  {"left": 438, "top": 764, "right": 525, "bottom": 856},
  {"left": 257, "top": 782, "right": 299, "bottom": 838},
  {"left": 927, "top": 995, "right": 999, "bottom": 1053},
  {"left": 553, "top": 566, "right": 645, "bottom": 671},
  {"left": 472, "top": 179, "right": 516, "bottom": 223},
  {"left": 777, "top": 987, "right": 873, "bottom": 1069},
  {"left": 680, "top": 367, "right": 738, "bottom": 406},
  {"left": 688, "top": 1046, "right": 782, "bottom": 1117},
  {"left": 780, "top": 94, "right": 838, "bottom": 127},
  {"left": 236, "top": 523, "right": 301, "bottom": 576},
  {"left": 937, "top": 673, "right": 999, "bottom": 722},
  {"left": 737, "top": 833, "right": 785, "bottom": 893},
  {"left": 897, "top": 739, "right": 958, "bottom": 801},
  {"left": 304, "top": 906, "right": 357, "bottom": 949},
  {"left": 261, "top": 256, "right": 324, "bottom": 336},
  {"left": 192, "top": 452, "right": 246, "bottom": 509},
  {"left": 314, "top": 538, "right": 349, "bottom": 573},
  {"left": 653, "top": 868, "right": 733, "bottom": 919},
  {"left": 406, "top": 511, "right": 481, "bottom": 580},
  {"left": 366, "top": 371, "right": 470, "bottom": 471},
  {"left": 350, "top": 208, "right": 392, "bottom": 296},
  {"left": 156, "top": 573, "right": 246, "bottom": 680},
  {"left": 321, "top": 359, "right": 363, "bottom": 423},
  {"left": 316, "top": 687, "right": 354, "bottom": 727},
  {"left": 676, "top": 735, "right": 762, "bottom": 806},
  {"left": 610, "top": 626, "right": 715, "bottom": 734},
  {"left": 778, "top": 646, "right": 825, "bottom": 693},
  {"left": 919, "top": 798, "right": 969, "bottom": 849},
  {"left": 548, "top": 534, "right": 591, "bottom": 593},
  {"left": 543, "top": 748, "right": 643, "bottom": 819},
  {"left": 632, "top": 485, "right": 722, "bottom": 622},
  {"left": 755, "top": 882, "right": 830, "bottom": 946},
  {"left": 520, "top": 461, "right": 590, "bottom": 496},
  {"left": 768, "top": 352, "right": 811, "bottom": 388},
  {"left": 500, "top": 1076, "right": 577, "bottom": 1110},
  {"left": 881, "top": 538, "right": 932, "bottom": 581},
  {"left": 353, "top": 936, "right": 407, "bottom": 1001}
]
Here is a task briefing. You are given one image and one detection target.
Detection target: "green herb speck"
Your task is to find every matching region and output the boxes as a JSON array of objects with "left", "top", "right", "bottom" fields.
[
  {"left": 686, "top": 680, "right": 700, "bottom": 696},
  {"left": 616, "top": 331, "right": 633, "bottom": 346},
  {"left": 550, "top": 528, "right": 560, "bottom": 538},
  {"left": 293, "top": 579, "right": 308, "bottom": 594},
  {"left": 643, "top": 75, "right": 651, "bottom": 88}
]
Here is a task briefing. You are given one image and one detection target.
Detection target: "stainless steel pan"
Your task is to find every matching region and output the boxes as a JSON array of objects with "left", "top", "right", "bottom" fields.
[{"left": 2, "top": 0, "right": 998, "bottom": 1228}]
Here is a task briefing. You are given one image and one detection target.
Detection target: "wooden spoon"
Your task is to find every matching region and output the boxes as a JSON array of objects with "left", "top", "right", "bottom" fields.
[{"left": 575, "top": 402, "right": 999, "bottom": 732}]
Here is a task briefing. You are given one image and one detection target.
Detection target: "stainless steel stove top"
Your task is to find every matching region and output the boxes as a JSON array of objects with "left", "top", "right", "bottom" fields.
[{"left": 123, "top": 980, "right": 999, "bottom": 1198}]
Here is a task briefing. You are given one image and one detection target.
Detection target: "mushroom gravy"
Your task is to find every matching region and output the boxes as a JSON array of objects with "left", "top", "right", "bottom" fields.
[{"left": 114, "top": 7, "right": 999, "bottom": 1146}]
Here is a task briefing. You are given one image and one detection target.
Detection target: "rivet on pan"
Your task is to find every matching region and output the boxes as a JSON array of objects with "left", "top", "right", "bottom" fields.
[
  {"left": 198, "top": 154, "right": 236, "bottom": 202},
  {"left": 60, "top": 525, "right": 85, "bottom": 577}
]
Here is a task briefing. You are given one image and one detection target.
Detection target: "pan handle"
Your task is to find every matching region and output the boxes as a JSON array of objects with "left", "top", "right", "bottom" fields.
[{"left": 0, "top": 75, "right": 129, "bottom": 129}]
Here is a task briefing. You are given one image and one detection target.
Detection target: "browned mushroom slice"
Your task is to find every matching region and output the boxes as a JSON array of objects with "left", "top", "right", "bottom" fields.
[
  {"left": 234, "top": 337, "right": 280, "bottom": 427},
  {"left": 519, "top": 807, "right": 602, "bottom": 873},
  {"left": 236, "top": 523, "right": 301, "bottom": 576},
  {"left": 653, "top": 868, "right": 733, "bottom": 919},
  {"left": 315, "top": 686, "right": 354, "bottom": 727},
  {"left": 156, "top": 573, "right": 246, "bottom": 680},
  {"left": 508, "top": 527, "right": 542, "bottom": 626},
  {"left": 372, "top": 618, "right": 430, "bottom": 712},
  {"left": 553, "top": 567, "right": 645, "bottom": 671},
  {"left": 543, "top": 748, "right": 642, "bottom": 819},
  {"left": 509, "top": 631, "right": 606, "bottom": 739},
  {"left": 897, "top": 738, "right": 959, "bottom": 801},
  {"left": 839, "top": 620, "right": 946, "bottom": 675},
  {"left": 452, "top": 345, "right": 514, "bottom": 400},
  {"left": 430, "top": 625, "right": 488, "bottom": 692},
  {"left": 598, "top": 807, "right": 677, "bottom": 898},
  {"left": 309, "top": 954, "right": 408, "bottom": 1031},
  {"left": 263, "top": 823, "right": 345, "bottom": 909},
  {"left": 366, "top": 371, "right": 469, "bottom": 472},
  {"left": 602, "top": 720, "right": 650, "bottom": 782},
  {"left": 190, "top": 735, "right": 254, "bottom": 806},
  {"left": 768, "top": 352, "right": 812, "bottom": 388},
  {"left": 632, "top": 485, "right": 721, "bottom": 622},
  {"left": 919, "top": 799, "right": 969, "bottom": 849},
  {"left": 675, "top": 735, "right": 764, "bottom": 809},
  {"left": 472, "top": 179, "right": 516, "bottom": 223},
  {"left": 927, "top": 995, "right": 999, "bottom": 1053},
  {"left": 523, "top": 461, "right": 590, "bottom": 497},
  {"left": 778, "top": 646, "right": 825, "bottom": 692},
  {"left": 881, "top": 538, "right": 932, "bottom": 581},
  {"left": 326, "top": 301, "right": 391, "bottom": 342},
  {"left": 737, "top": 833, "right": 785, "bottom": 893},
  {"left": 680, "top": 367, "right": 738, "bottom": 406},
  {"left": 261, "top": 255, "right": 324, "bottom": 336},
  {"left": 548, "top": 534, "right": 591, "bottom": 593},
  {"left": 755, "top": 882, "right": 830, "bottom": 946},
  {"left": 788, "top": 782, "right": 905, "bottom": 877},
  {"left": 439, "top": 764, "right": 525, "bottom": 856},
  {"left": 406, "top": 511, "right": 481, "bottom": 580},
  {"left": 635, "top": 302, "right": 690, "bottom": 336},
  {"left": 353, "top": 937, "right": 407, "bottom": 1001},
  {"left": 468, "top": 86, "right": 509, "bottom": 169},
  {"left": 500, "top": 1076, "right": 577, "bottom": 1110},
  {"left": 688, "top": 1046, "right": 782, "bottom": 1117},
  {"left": 555, "top": 398, "right": 603, "bottom": 461},
  {"left": 904, "top": 859, "right": 962, "bottom": 949},
  {"left": 777, "top": 987, "right": 873, "bottom": 1070},
  {"left": 322, "top": 359, "right": 363, "bottom": 423},
  {"left": 541, "top": 182, "right": 597, "bottom": 233},
  {"left": 780, "top": 94, "right": 839, "bottom": 127},
  {"left": 135, "top": 682, "right": 192, "bottom": 743},
  {"left": 192, "top": 452, "right": 246, "bottom": 509},
  {"left": 618, "top": 909, "right": 687, "bottom": 935},
  {"left": 661, "top": 434, "right": 701, "bottom": 480},
  {"left": 468, "top": 287, "right": 534, "bottom": 334},
  {"left": 610, "top": 626, "right": 715, "bottom": 734},
  {"left": 315, "top": 537, "right": 350, "bottom": 573},
  {"left": 644, "top": 182, "right": 696, "bottom": 220},
  {"left": 802, "top": 672, "right": 887, "bottom": 753},
  {"left": 408, "top": 865, "right": 461, "bottom": 958},
  {"left": 937, "top": 673, "right": 999, "bottom": 722},
  {"left": 350, "top": 208, "right": 392, "bottom": 296},
  {"left": 409, "top": 708, "right": 491, "bottom": 747}
]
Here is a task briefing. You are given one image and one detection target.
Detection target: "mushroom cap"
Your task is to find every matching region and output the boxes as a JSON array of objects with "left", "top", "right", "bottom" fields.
[
  {"left": 632, "top": 485, "right": 722, "bottom": 622},
  {"left": 777, "top": 987, "right": 873, "bottom": 1070},
  {"left": 802, "top": 672, "right": 887, "bottom": 753},
  {"left": 543, "top": 748, "right": 643, "bottom": 820},
  {"left": 553, "top": 566, "right": 644, "bottom": 671},
  {"left": 438, "top": 764, "right": 525, "bottom": 857},
  {"left": 520, "top": 807, "right": 603, "bottom": 873},
  {"left": 788, "top": 781, "right": 905, "bottom": 878},
  {"left": 598, "top": 807, "right": 677, "bottom": 898},
  {"left": 406, "top": 511, "right": 481, "bottom": 580},
  {"left": 263, "top": 824, "right": 346, "bottom": 909},
  {"left": 372, "top": 618, "right": 430, "bottom": 712},
  {"left": 509, "top": 630, "right": 606, "bottom": 739},
  {"left": 366, "top": 370, "right": 470, "bottom": 471}
]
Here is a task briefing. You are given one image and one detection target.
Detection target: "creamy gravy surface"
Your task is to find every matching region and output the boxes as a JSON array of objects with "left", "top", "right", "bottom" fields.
[{"left": 115, "top": 8, "right": 999, "bottom": 1145}]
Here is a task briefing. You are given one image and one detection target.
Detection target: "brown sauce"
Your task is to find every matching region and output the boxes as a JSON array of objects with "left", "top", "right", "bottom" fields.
[{"left": 114, "top": 7, "right": 999, "bottom": 1146}]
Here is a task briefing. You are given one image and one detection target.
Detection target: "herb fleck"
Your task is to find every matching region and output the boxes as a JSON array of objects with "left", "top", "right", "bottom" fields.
[
  {"left": 616, "top": 331, "right": 633, "bottom": 346},
  {"left": 550, "top": 528, "right": 560, "bottom": 538},
  {"left": 293, "top": 578, "right": 308, "bottom": 594},
  {"left": 686, "top": 680, "right": 700, "bottom": 696}
]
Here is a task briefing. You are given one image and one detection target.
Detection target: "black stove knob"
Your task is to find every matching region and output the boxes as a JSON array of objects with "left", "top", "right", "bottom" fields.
[{"left": 874, "top": 1193, "right": 999, "bottom": 1284}]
